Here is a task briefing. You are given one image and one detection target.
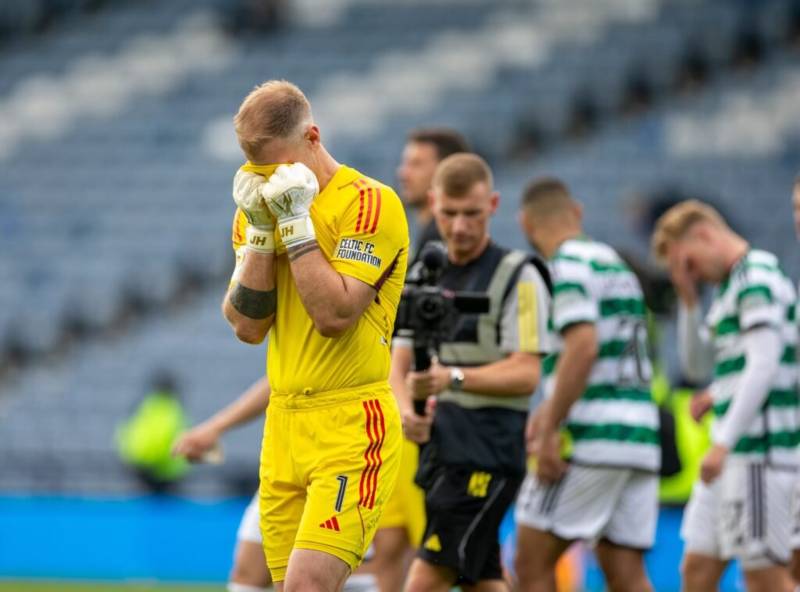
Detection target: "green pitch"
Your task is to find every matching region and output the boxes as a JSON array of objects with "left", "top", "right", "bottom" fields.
[{"left": 0, "top": 582, "right": 233, "bottom": 592}]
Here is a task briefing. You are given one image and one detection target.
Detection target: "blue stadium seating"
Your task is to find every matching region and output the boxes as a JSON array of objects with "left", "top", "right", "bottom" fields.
[{"left": 0, "top": 0, "right": 798, "bottom": 494}]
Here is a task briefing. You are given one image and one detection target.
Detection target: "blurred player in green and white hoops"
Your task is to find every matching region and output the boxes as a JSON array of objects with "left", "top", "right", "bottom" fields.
[
  {"left": 789, "top": 177, "right": 800, "bottom": 586},
  {"left": 653, "top": 200, "right": 798, "bottom": 592},
  {"left": 515, "top": 178, "right": 659, "bottom": 592}
]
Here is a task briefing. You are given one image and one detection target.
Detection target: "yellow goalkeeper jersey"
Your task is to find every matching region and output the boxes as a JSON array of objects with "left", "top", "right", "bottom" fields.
[{"left": 231, "top": 164, "right": 409, "bottom": 395}]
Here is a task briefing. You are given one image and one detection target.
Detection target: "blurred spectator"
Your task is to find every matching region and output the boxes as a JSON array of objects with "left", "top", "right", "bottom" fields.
[
  {"left": 673, "top": 47, "right": 710, "bottom": 96},
  {"left": 730, "top": 27, "right": 764, "bottom": 71},
  {"left": 564, "top": 92, "right": 598, "bottom": 139},
  {"left": 0, "top": 0, "right": 110, "bottom": 40},
  {"left": 115, "top": 371, "right": 188, "bottom": 492},
  {"left": 0, "top": 0, "right": 44, "bottom": 38},
  {"left": 786, "top": 4, "right": 800, "bottom": 50},
  {"left": 508, "top": 116, "right": 545, "bottom": 161},
  {"left": 619, "top": 69, "right": 654, "bottom": 117},
  {"left": 226, "top": 0, "right": 286, "bottom": 34}
]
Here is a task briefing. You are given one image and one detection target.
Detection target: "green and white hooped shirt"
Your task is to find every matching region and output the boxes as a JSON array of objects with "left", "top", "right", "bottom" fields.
[
  {"left": 543, "top": 237, "right": 660, "bottom": 472},
  {"left": 706, "top": 249, "right": 799, "bottom": 468}
]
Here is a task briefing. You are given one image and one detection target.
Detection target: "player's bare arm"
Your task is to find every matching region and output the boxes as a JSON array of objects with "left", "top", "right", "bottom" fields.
[
  {"left": 224, "top": 169, "right": 278, "bottom": 344},
  {"left": 261, "top": 162, "right": 378, "bottom": 337},
  {"left": 539, "top": 322, "right": 597, "bottom": 428},
  {"left": 536, "top": 321, "right": 597, "bottom": 482},
  {"left": 224, "top": 251, "right": 277, "bottom": 344},
  {"left": 174, "top": 375, "right": 271, "bottom": 462},
  {"left": 288, "top": 253, "right": 377, "bottom": 337}
]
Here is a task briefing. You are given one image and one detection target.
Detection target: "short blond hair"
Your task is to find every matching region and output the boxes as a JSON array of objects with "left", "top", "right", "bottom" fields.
[
  {"left": 432, "top": 153, "right": 493, "bottom": 197},
  {"left": 234, "top": 80, "right": 312, "bottom": 161},
  {"left": 651, "top": 199, "right": 728, "bottom": 263}
]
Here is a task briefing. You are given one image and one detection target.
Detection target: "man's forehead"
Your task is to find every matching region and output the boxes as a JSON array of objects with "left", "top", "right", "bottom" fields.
[
  {"left": 436, "top": 187, "right": 491, "bottom": 207},
  {"left": 405, "top": 141, "right": 438, "bottom": 160}
]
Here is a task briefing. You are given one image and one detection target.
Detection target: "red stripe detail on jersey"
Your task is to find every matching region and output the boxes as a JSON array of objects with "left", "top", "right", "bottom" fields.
[
  {"left": 331, "top": 516, "right": 340, "bottom": 531},
  {"left": 363, "top": 188, "right": 374, "bottom": 235},
  {"left": 325, "top": 519, "right": 333, "bottom": 529},
  {"left": 368, "top": 400, "right": 386, "bottom": 509},
  {"left": 359, "top": 401, "right": 376, "bottom": 507},
  {"left": 369, "top": 188, "right": 382, "bottom": 233},
  {"left": 354, "top": 180, "right": 366, "bottom": 232}
]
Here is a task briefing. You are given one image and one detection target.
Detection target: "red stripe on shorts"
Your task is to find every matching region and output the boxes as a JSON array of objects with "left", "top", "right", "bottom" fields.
[
  {"left": 362, "top": 399, "right": 381, "bottom": 507},
  {"left": 359, "top": 400, "right": 377, "bottom": 507},
  {"left": 368, "top": 400, "right": 386, "bottom": 509}
]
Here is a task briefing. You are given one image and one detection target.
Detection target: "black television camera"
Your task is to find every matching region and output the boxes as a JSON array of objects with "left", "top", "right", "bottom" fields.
[{"left": 395, "top": 243, "right": 490, "bottom": 413}]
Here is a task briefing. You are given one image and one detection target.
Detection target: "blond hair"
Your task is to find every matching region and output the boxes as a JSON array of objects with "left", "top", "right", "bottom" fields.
[
  {"left": 651, "top": 199, "right": 728, "bottom": 263},
  {"left": 233, "top": 80, "right": 312, "bottom": 161},
  {"left": 432, "top": 153, "right": 493, "bottom": 197}
]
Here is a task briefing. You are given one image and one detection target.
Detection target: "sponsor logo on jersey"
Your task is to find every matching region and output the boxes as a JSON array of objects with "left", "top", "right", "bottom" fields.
[{"left": 336, "top": 238, "right": 382, "bottom": 268}]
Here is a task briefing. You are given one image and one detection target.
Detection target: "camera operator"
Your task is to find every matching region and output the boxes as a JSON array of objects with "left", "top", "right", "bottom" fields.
[{"left": 390, "top": 154, "right": 551, "bottom": 592}]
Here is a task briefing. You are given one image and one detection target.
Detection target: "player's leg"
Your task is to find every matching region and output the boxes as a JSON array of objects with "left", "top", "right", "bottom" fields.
[
  {"left": 283, "top": 548, "right": 351, "bottom": 592},
  {"left": 259, "top": 403, "right": 307, "bottom": 586},
  {"left": 364, "top": 526, "right": 412, "bottom": 592},
  {"left": 791, "top": 549, "right": 800, "bottom": 583},
  {"left": 404, "top": 559, "right": 457, "bottom": 592},
  {"left": 230, "top": 542, "right": 271, "bottom": 591},
  {"left": 594, "top": 542, "right": 651, "bottom": 592},
  {"left": 461, "top": 579, "right": 509, "bottom": 592},
  {"left": 289, "top": 390, "right": 402, "bottom": 592},
  {"left": 680, "top": 473, "right": 726, "bottom": 592},
  {"left": 594, "top": 471, "right": 658, "bottom": 592},
  {"left": 741, "top": 566, "right": 794, "bottom": 592},
  {"left": 681, "top": 553, "right": 727, "bottom": 592},
  {"left": 790, "top": 478, "right": 800, "bottom": 583},
  {"left": 230, "top": 493, "right": 271, "bottom": 591},
  {"left": 738, "top": 466, "right": 795, "bottom": 592},
  {"left": 513, "top": 526, "right": 570, "bottom": 592},
  {"left": 515, "top": 465, "right": 627, "bottom": 592}
]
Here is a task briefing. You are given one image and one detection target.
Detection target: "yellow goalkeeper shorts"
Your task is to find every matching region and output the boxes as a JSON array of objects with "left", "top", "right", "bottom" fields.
[
  {"left": 377, "top": 437, "right": 426, "bottom": 547},
  {"left": 258, "top": 382, "right": 401, "bottom": 582}
]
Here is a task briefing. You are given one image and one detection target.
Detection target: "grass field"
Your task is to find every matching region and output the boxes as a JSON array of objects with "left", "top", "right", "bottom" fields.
[{"left": 0, "top": 582, "right": 231, "bottom": 592}]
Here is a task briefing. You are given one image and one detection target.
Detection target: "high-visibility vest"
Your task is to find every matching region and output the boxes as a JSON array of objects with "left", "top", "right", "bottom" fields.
[
  {"left": 116, "top": 391, "right": 189, "bottom": 481},
  {"left": 658, "top": 387, "right": 712, "bottom": 504}
]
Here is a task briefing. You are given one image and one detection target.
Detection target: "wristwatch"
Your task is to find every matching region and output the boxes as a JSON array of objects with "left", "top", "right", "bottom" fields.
[{"left": 449, "top": 367, "right": 465, "bottom": 391}]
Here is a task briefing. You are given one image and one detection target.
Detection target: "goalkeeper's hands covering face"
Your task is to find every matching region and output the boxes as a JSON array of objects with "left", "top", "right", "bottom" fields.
[
  {"left": 233, "top": 168, "right": 277, "bottom": 254},
  {"left": 261, "top": 163, "right": 320, "bottom": 250}
]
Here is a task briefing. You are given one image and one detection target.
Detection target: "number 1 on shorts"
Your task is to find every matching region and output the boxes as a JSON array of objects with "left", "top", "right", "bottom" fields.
[{"left": 335, "top": 475, "right": 347, "bottom": 512}]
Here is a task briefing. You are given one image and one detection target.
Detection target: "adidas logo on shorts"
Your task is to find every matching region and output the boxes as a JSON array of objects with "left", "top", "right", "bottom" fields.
[{"left": 319, "top": 516, "right": 341, "bottom": 532}]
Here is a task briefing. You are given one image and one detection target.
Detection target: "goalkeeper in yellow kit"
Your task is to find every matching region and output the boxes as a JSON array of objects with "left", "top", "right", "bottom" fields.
[{"left": 222, "top": 80, "right": 408, "bottom": 592}]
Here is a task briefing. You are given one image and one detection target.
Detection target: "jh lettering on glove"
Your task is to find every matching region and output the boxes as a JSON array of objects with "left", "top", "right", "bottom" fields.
[
  {"left": 262, "top": 163, "right": 320, "bottom": 252},
  {"left": 232, "top": 166, "right": 278, "bottom": 254}
]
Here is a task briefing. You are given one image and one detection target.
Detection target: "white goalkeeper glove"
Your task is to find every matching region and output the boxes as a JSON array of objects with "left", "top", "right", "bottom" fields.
[
  {"left": 261, "top": 163, "right": 319, "bottom": 250},
  {"left": 232, "top": 168, "right": 276, "bottom": 254}
]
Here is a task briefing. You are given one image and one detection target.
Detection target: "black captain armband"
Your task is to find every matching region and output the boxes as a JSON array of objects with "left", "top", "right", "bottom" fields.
[{"left": 229, "top": 284, "right": 277, "bottom": 319}]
